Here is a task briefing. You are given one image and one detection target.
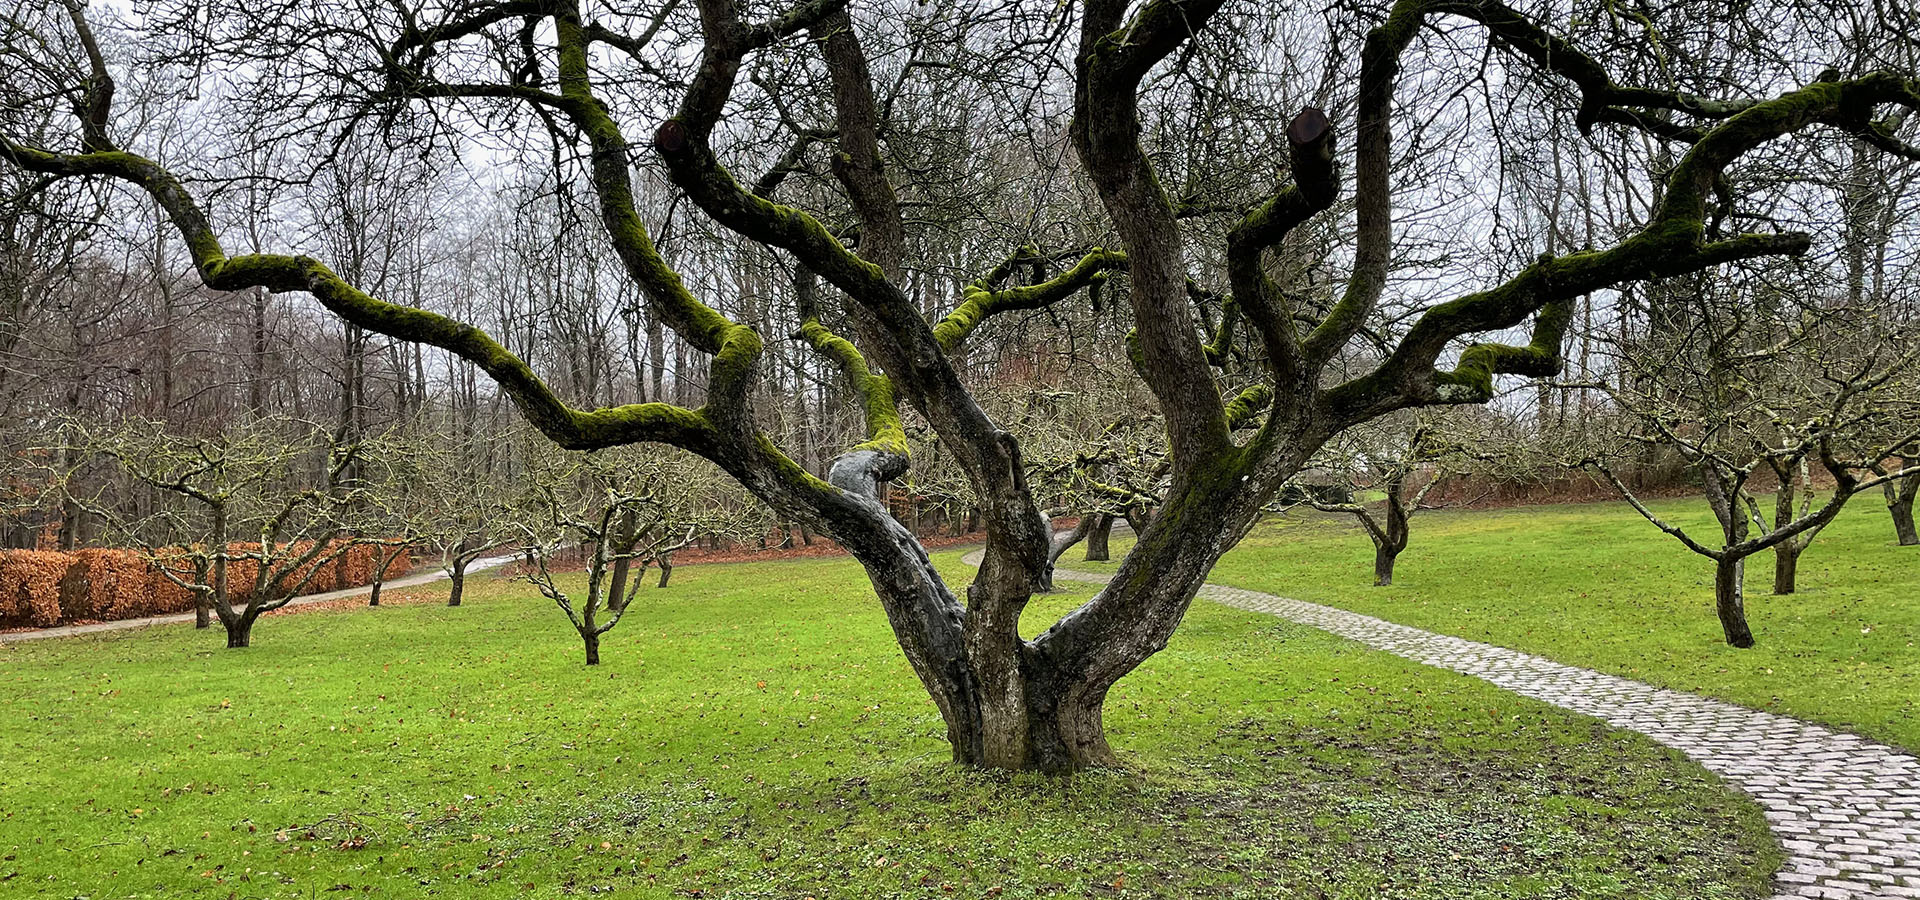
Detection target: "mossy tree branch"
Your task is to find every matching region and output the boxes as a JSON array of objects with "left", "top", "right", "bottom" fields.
[
  {"left": 792, "top": 269, "right": 907, "bottom": 460},
  {"left": 657, "top": 0, "right": 1059, "bottom": 606},
  {"left": 1226, "top": 106, "right": 1337, "bottom": 380},
  {"left": 934, "top": 247, "right": 1127, "bottom": 354},
  {"left": 1302, "top": 1, "right": 1423, "bottom": 371},
  {"left": 1073, "top": 0, "right": 1237, "bottom": 468},
  {"left": 0, "top": 141, "right": 727, "bottom": 455},
  {"left": 1321, "top": 72, "right": 1919, "bottom": 426}
]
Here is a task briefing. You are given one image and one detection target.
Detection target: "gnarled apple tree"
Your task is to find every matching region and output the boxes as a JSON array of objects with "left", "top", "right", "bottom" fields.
[{"left": 6, "top": 0, "right": 1919, "bottom": 771}]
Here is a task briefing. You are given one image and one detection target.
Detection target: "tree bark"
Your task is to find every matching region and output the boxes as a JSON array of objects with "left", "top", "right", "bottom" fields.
[
  {"left": 368, "top": 543, "right": 410, "bottom": 607},
  {"left": 1374, "top": 544, "right": 1399, "bottom": 586},
  {"left": 1714, "top": 556, "right": 1755, "bottom": 648},
  {"left": 447, "top": 557, "right": 468, "bottom": 607},
  {"left": 225, "top": 613, "right": 255, "bottom": 649},
  {"left": 1887, "top": 463, "right": 1919, "bottom": 546},
  {"left": 656, "top": 555, "right": 673, "bottom": 588},
  {"left": 1083, "top": 514, "right": 1113, "bottom": 561},
  {"left": 1773, "top": 542, "right": 1802, "bottom": 595},
  {"left": 1894, "top": 499, "right": 1919, "bottom": 546},
  {"left": 583, "top": 630, "right": 600, "bottom": 665},
  {"left": 1041, "top": 517, "right": 1095, "bottom": 591}
]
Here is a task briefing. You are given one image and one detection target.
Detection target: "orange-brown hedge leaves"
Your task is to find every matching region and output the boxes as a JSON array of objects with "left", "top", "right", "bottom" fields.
[{"left": 0, "top": 542, "right": 412, "bottom": 629}]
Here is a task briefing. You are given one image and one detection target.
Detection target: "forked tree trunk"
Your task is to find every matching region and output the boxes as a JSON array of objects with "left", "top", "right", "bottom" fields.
[
  {"left": 656, "top": 556, "right": 674, "bottom": 588},
  {"left": 918, "top": 470, "right": 1281, "bottom": 772},
  {"left": 1040, "top": 516, "right": 1094, "bottom": 591},
  {"left": 1714, "top": 556, "right": 1755, "bottom": 648},
  {"left": 1083, "top": 514, "right": 1113, "bottom": 561},
  {"left": 225, "top": 613, "right": 256, "bottom": 649},
  {"left": 1895, "top": 501, "right": 1919, "bottom": 546},
  {"left": 368, "top": 544, "right": 410, "bottom": 606}
]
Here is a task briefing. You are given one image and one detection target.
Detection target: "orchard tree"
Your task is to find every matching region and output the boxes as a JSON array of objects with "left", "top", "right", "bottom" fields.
[
  {"left": 1304, "top": 411, "right": 1485, "bottom": 587},
  {"left": 65, "top": 416, "right": 396, "bottom": 647},
  {"left": 515, "top": 444, "right": 730, "bottom": 664},
  {"left": 8, "top": 0, "right": 1920, "bottom": 770},
  {"left": 1586, "top": 288, "right": 1920, "bottom": 647},
  {"left": 396, "top": 423, "right": 526, "bottom": 607},
  {"left": 1879, "top": 453, "right": 1920, "bottom": 546}
]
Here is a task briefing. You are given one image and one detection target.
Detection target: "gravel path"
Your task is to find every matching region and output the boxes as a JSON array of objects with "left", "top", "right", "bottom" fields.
[
  {"left": 0, "top": 554, "right": 519, "bottom": 644},
  {"left": 990, "top": 550, "right": 1920, "bottom": 900}
]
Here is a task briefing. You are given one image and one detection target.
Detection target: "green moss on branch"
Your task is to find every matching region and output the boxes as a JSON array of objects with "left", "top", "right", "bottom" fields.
[
  {"left": 934, "top": 247, "right": 1127, "bottom": 353},
  {"left": 799, "top": 317, "right": 909, "bottom": 458}
]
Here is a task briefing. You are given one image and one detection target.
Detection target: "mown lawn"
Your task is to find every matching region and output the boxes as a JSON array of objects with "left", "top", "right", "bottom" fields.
[
  {"left": 1078, "top": 493, "right": 1919, "bottom": 754},
  {"left": 0, "top": 550, "right": 1777, "bottom": 899}
]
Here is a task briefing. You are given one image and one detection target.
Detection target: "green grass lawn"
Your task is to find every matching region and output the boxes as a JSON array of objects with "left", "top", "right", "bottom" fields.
[
  {"left": 1075, "top": 494, "right": 1918, "bottom": 754},
  {"left": 0, "top": 550, "right": 1776, "bottom": 898}
]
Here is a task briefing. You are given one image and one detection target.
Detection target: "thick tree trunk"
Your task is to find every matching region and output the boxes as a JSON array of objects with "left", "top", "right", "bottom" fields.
[
  {"left": 1374, "top": 544, "right": 1398, "bottom": 586},
  {"left": 1714, "top": 556, "right": 1755, "bottom": 648},
  {"left": 194, "top": 592, "right": 211, "bottom": 629},
  {"left": 1773, "top": 542, "right": 1802, "bottom": 595},
  {"left": 225, "top": 614, "right": 255, "bottom": 649},
  {"left": 583, "top": 630, "right": 600, "bottom": 665},
  {"left": 1083, "top": 514, "right": 1113, "bottom": 561},
  {"left": 945, "top": 675, "right": 1116, "bottom": 773}
]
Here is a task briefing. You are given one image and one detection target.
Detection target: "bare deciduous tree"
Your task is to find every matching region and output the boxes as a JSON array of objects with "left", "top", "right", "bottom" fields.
[{"left": 8, "top": 0, "right": 1919, "bottom": 769}]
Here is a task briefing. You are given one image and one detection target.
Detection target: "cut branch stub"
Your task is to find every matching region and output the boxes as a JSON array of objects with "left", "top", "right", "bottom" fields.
[{"left": 1287, "top": 106, "right": 1330, "bottom": 147}]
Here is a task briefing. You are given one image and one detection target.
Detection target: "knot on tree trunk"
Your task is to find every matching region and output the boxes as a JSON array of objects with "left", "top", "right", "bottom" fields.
[{"left": 827, "top": 449, "right": 907, "bottom": 501}]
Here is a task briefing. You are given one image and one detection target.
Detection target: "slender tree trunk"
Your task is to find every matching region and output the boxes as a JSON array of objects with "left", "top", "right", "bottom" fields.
[
  {"left": 190, "top": 561, "right": 212, "bottom": 629},
  {"left": 1894, "top": 499, "right": 1919, "bottom": 546},
  {"left": 1888, "top": 465, "right": 1918, "bottom": 546},
  {"left": 1714, "top": 556, "right": 1755, "bottom": 648},
  {"left": 368, "top": 543, "right": 410, "bottom": 606},
  {"left": 1773, "top": 541, "right": 1803, "bottom": 595},
  {"left": 205, "top": 505, "right": 229, "bottom": 629},
  {"left": 656, "top": 555, "right": 673, "bottom": 588},
  {"left": 249, "top": 286, "right": 267, "bottom": 411},
  {"left": 1041, "top": 516, "right": 1095, "bottom": 591},
  {"left": 583, "top": 629, "right": 600, "bottom": 665},
  {"left": 447, "top": 557, "right": 468, "bottom": 607},
  {"left": 1083, "top": 514, "right": 1113, "bottom": 561}
]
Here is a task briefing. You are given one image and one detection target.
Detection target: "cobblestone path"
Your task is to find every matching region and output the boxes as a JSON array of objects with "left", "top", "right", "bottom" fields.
[{"left": 1020, "top": 554, "right": 1920, "bottom": 900}]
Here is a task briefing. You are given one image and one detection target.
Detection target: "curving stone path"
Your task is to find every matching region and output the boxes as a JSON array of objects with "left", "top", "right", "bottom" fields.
[{"left": 1003, "top": 552, "right": 1920, "bottom": 900}]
